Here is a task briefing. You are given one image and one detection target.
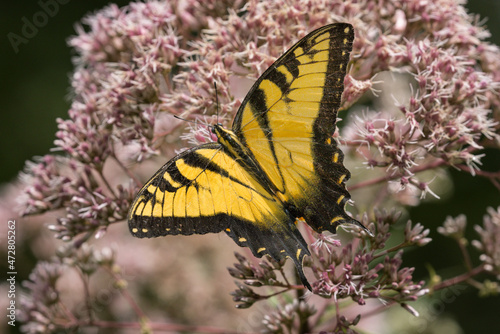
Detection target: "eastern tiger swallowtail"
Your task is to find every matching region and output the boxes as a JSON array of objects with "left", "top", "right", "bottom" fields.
[{"left": 128, "top": 23, "right": 371, "bottom": 290}]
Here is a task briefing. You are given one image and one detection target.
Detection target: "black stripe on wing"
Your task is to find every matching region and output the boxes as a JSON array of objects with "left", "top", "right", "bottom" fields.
[
  {"left": 305, "top": 24, "right": 359, "bottom": 232},
  {"left": 226, "top": 215, "right": 311, "bottom": 290},
  {"left": 130, "top": 209, "right": 312, "bottom": 289}
]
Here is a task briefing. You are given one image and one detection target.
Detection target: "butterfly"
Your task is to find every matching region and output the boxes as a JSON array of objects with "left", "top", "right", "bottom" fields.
[{"left": 128, "top": 23, "right": 371, "bottom": 290}]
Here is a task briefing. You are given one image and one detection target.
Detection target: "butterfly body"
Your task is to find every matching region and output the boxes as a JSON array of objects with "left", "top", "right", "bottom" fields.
[
  {"left": 211, "top": 124, "right": 274, "bottom": 192},
  {"left": 128, "top": 23, "right": 370, "bottom": 290}
]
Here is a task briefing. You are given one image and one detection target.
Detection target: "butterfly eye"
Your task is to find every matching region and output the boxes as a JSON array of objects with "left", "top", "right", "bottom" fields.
[{"left": 211, "top": 123, "right": 224, "bottom": 135}]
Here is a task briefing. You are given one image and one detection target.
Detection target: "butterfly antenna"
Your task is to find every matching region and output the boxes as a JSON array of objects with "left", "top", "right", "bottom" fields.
[
  {"left": 213, "top": 82, "right": 221, "bottom": 125},
  {"left": 173, "top": 114, "right": 199, "bottom": 126}
]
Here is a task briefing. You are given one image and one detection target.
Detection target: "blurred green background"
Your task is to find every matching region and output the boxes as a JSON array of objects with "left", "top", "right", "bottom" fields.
[{"left": 1, "top": 1, "right": 499, "bottom": 333}]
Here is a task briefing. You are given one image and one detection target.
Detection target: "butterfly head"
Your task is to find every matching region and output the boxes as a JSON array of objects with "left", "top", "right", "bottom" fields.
[
  {"left": 212, "top": 123, "right": 237, "bottom": 144},
  {"left": 210, "top": 123, "right": 224, "bottom": 134}
]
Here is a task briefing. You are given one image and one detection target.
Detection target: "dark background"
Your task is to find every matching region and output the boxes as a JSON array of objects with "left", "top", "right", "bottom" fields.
[
  {"left": 1, "top": 1, "right": 131, "bottom": 183},
  {"left": 1, "top": 1, "right": 499, "bottom": 333}
]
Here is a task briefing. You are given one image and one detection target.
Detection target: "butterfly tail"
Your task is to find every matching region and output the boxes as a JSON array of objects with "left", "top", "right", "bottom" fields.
[
  {"left": 346, "top": 216, "right": 374, "bottom": 237},
  {"left": 226, "top": 217, "right": 312, "bottom": 290},
  {"left": 281, "top": 236, "right": 312, "bottom": 291},
  {"left": 275, "top": 224, "right": 312, "bottom": 291}
]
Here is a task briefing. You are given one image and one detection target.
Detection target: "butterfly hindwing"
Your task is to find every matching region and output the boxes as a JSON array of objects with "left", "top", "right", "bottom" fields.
[
  {"left": 128, "top": 143, "right": 311, "bottom": 286},
  {"left": 232, "top": 23, "right": 358, "bottom": 234}
]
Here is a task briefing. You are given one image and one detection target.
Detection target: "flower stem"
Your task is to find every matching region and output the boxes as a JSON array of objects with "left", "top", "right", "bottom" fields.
[
  {"left": 105, "top": 267, "right": 146, "bottom": 319},
  {"left": 433, "top": 264, "right": 486, "bottom": 290},
  {"left": 457, "top": 238, "right": 473, "bottom": 271},
  {"left": 373, "top": 242, "right": 409, "bottom": 259}
]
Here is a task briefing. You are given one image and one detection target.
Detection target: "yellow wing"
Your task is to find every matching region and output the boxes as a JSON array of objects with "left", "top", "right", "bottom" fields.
[
  {"left": 128, "top": 143, "right": 311, "bottom": 288},
  {"left": 232, "top": 23, "right": 364, "bottom": 234}
]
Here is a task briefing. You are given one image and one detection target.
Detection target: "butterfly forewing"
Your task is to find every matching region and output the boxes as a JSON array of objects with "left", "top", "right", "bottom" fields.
[{"left": 232, "top": 23, "right": 357, "bottom": 233}]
